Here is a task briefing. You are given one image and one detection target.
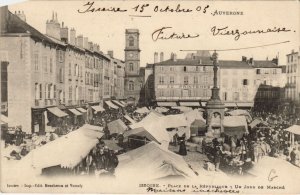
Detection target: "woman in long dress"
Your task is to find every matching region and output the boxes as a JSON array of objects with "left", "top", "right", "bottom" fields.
[{"left": 178, "top": 134, "right": 187, "bottom": 156}]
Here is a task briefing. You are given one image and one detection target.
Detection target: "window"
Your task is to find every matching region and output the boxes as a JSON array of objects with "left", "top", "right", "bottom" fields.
[
  {"left": 58, "top": 50, "right": 64, "bottom": 62},
  {"left": 39, "top": 84, "right": 42, "bottom": 99},
  {"left": 129, "top": 36, "right": 134, "bottom": 46},
  {"left": 159, "top": 76, "right": 164, "bottom": 84},
  {"left": 223, "top": 92, "right": 227, "bottom": 101},
  {"left": 49, "top": 57, "right": 53, "bottom": 73},
  {"left": 48, "top": 84, "right": 52, "bottom": 99},
  {"left": 74, "top": 64, "right": 77, "bottom": 75},
  {"left": 53, "top": 85, "right": 56, "bottom": 99},
  {"left": 203, "top": 66, "right": 206, "bottom": 72},
  {"left": 170, "top": 76, "right": 174, "bottom": 84},
  {"left": 243, "top": 79, "right": 248, "bottom": 86},
  {"left": 194, "top": 76, "right": 198, "bottom": 84},
  {"left": 59, "top": 68, "right": 63, "bottom": 83},
  {"left": 43, "top": 56, "right": 47, "bottom": 72},
  {"left": 184, "top": 76, "right": 188, "bottom": 85},
  {"left": 129, "top": 63, "right": 134, "bottom": 71},
  {"left": 69, "top": 63, "right": 71, "bottom": 75},
  {"left": 256, "top": 69, "right": 261, "bottom": 74},
  {"left": 34, "top": 53, "right": 39, "bottom": 71},
  {"left": 35, "top": 83, "right": 39, "bottom": 100},
  {"left": 204, "top": 76, "right": 208, "bottom": 85},
  {"left": 184, "top": 66, "right": 187, "bottom": 72},
  {"left": 129, "top": 81, "right": 134, "bottom": 91},
  {"left": 69, "top": 86, "right": 72, "bottom": 99}
]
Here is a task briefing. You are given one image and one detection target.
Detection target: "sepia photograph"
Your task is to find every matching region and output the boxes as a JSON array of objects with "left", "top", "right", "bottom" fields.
[{"left": 0, "top": 0, "right": 300, "bottom": 194}]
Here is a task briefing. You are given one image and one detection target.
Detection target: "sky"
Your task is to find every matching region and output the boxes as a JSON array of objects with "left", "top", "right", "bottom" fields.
[{"left": 9, "top": 0, "right": 299, "bottom": 66}]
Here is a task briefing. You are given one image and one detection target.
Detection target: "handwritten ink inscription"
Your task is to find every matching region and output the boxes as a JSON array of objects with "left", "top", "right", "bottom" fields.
[{"left": 152, "top": 27, "right": 199, "bottom": 41}]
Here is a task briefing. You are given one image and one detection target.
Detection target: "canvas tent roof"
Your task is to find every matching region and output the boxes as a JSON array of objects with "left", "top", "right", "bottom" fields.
[
  {"left": 171, "top": 106, "right": 193, "bottom": 113},
  {"left": 227, "top": 109, "right": 251, "bottom": 118},
  {"left": 112, "top": 100, "right": 125, "bottom": 108},
  {"left": 91, "top": 105, "right": 105, "bottom": 113},
  {"left": 130, "top": 112, "right": 170, "bottom": 143},
  {"left": 76, "top": 107, "right": 87, "bottom": 113},
  {"left": 285, "top": 125, "right": 300, "bottom": 135},
  {"left": 155, "top": 107, "right": 169, "bottom": 113},
  {"left": 115, "top": 142, "right": 197, "bottom": 180},
  {"left": 184, "top": 110, "right": 206, "bottom": 125},
  {"left": 223, "top": 116, "right": 248, "bottom": 138},
  {"left": 249, "top": 119, "right": 262, "bottom": 129},
  {"left": 19, "top": 124, "right": 104, "bottom": 171},
  {"left": 134, "top": 107, "right": 150, "bottom": 114},
  {"left": 124, "top": 115, "right": 136, "bottom": 124},
  {"left": 162, "top": 114, "right": 189, "bottom": 129},
  {"left": 108, "top": 119, "right": 127, "bottom": 134},
  {"left": 103, "top": 140, "right": 123, "bottom": 151},
  {"left": 105, "top": 101, "right": 119, "bottom": 109},
  {"left": 47, "top": 107, "right": 68, "bottom": 117},
  {"left": 68, "top": 109, "right": 82, "bottom": 116},
  {"left": 123, "top": 127, "right": 160, "bottom": 143}
]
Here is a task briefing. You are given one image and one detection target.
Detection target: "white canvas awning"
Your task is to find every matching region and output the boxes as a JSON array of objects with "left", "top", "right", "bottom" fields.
[
  {"left": 134, "top": 107, "right": 150, "bottom": 114},
  {"left": 124, "top": 115, "right": 136, "bottom": 124},
  {"left": 157, "top": 102, "right": 177, "bottom": 107},
  {"left": 19, "top": 124, "right": 104, "bottom": 171},
  {"left": 47, "top": 107, "right": 68, "bottom": 118},
  {"left": 285, "top": 125, "right": 300, "bottom": 135},
  {"left": 179, "top": 101, "right": 200, "bottom": 107},
  {"left": 68, "top": 109, "right": 82, "bottom": 116},
  {"left": 155, "top": 107, "right": 169, "bottom": 113},
  {"left": 91, "top": 105, "right": 105, "bottom": 113},
  {"left": 112, "top": 100, "right": 125, "bottom": 108},
  {"left": 236, "top": 102, "right": 254, "bottom": 107},
  {"left": 105, "top": 101, "right": 119, "bottom": 109},
  {"left": 76, "top": 107, "right": 87, "bottom": 113},
  {"left": 224, "top": 102, "right": 238, "bottom": 107},
  {"left": 171, "top": 106, "right": 193, "bottom": 113},
  {"left": 116, "top": 142, "right": 197, "bottom": 180}
]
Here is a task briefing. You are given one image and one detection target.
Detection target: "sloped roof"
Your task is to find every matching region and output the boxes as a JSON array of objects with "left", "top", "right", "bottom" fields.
[
  {"left": 6, "top": 11, "right": 54, "bottom": 44},
  {"left": 253, "top": 60, "right": 278, "bottom": 68},
  {"left": 219, "top": 60, "right": 253, "bottom": 69},
  {"left": 155, "top": 58, "right": 213, "bottom": 66}
]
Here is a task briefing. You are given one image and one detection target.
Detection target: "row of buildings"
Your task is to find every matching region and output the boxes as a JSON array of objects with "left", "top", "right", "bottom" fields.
[
  {"left": 0, "top": 7, "right": 145, "bottom": 134},
  {"left": 144, "top": 49, "right": 298, "bottom": 113}
]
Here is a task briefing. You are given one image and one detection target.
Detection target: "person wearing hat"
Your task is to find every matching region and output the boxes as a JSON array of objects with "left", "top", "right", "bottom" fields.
[{"left": 290, "top": 148, "right": 297, "bottom": 165}]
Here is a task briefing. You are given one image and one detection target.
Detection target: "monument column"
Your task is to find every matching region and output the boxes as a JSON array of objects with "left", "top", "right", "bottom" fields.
[{"left": 205, "top": 51, "right": 225, "bottom": 137}]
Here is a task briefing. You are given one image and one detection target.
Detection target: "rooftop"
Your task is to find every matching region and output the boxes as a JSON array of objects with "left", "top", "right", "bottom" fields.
[
  {"left": 252, "top": 60, "right": 278, "bottom": 68},
  {"left": 219, "top": 60, "right": 253, "bottom": 69}
]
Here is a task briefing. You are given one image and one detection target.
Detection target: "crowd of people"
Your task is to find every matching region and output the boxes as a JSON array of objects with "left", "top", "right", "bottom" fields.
[{"left": 202, "top": 107, "right": 300, "bottom": 175}]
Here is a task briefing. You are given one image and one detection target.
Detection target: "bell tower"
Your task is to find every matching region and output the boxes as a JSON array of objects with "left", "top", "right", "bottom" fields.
[{"left": 125, "top": 29, "right": 140, "bottom": 76}]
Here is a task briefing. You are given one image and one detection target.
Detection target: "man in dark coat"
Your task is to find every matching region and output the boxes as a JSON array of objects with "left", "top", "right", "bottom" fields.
[{"left": 178, "top": 135, "right": 187, "bottom": 156}]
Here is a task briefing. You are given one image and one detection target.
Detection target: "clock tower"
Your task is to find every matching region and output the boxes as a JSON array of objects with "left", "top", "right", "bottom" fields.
[
  {"left": 125, "top": 29, "right": 140, "bottom": 75},
  {"left": 124, "top": 29, "right": 144, "bottom": 105}
]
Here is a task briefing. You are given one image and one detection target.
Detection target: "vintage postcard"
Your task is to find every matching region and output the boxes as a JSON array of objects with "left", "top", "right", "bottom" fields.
[{"left": 0, "top": 0, "right": 300, "bottom": 194}]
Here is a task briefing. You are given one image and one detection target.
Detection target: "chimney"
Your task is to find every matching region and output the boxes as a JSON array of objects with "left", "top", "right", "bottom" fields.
[
  {"left": 77, "top": 35, "right": 84, "bottom": 48},
  {"left": 93, "top": 43, "right": 97, "bottom": 52},
  {"left": 108, "top": 50, "right": 114, "bottom": 58},
  {"left": 83, "top": 37, "right": 88, "bottom": 49},
  {"left": 173, "top": 53, "right": 177, "bottom": 61},
  {"left": 154, "top": 52, "right": 158, "bottom": 63},
  {"left": 242, "top": 56, "right": 247, "bottom": 62},
  {"left": 272, "top": 58, "right": 278, "bottom": 65},
  {"left": 0, "top": 6, "right": 9, "bottom": 35},
  {"left": 88, "top": 42, "right": 93, "bottom": 51},
  {"left": 97, "top": 45, "right": 100, "bottom": 52},
  {"left": 248, "top": 58, "right": 253, "bottom": 65},
  {"left": 16, "top": 10, "right": 26, "bottom": 22},
  {"left": 60, "top": 22, "right": 68, "bottom": 43},
  {"left": 160, "top": 52, "right": 164, "bottom": 62},
  {"left": 46, "top": 12, "right": 61, "bottom": 40},
  {"left": 70, "top": 28, "right": 76, "bottom": 45}
]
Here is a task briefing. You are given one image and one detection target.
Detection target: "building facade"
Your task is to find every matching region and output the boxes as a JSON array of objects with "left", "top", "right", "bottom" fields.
[
  {"left": 154, "top": 53, "right": 214, "bottom": 107},
  {"left": 124, "top": 29, "right": 144, "bottom": 105},
  {"left": 219, "top": 60, "right": 256, "bottom": 108},
  {"left": 286, "top": 49, "right": 300, "bottom": 103},
  {"left": 0, "top": 8, "right": 125, "bottom": 134}
]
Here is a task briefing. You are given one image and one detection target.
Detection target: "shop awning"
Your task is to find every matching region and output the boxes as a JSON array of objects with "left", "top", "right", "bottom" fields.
[
  {"left": 124, "top": 115, "right": 136, "bottom": 124},
  {"left": 47, "top": 107, "right": 68, "bottom": 118},
  {"left": 179, "top": 102, "right": 200, "bottom": 107},
  {"left": 112, "top": 100, "right": 125, "bottom": 108},
  {"left": 105, "top": 101, "right": 119, "bottom": 109},
  {"left": 76, "top": 107, "right": 87, "bottom": 113},
  {"left": 224, "top": 102, "right": 238, "bottom": 107},
  {"left": 120, "top": 101, "right": 127, "bottom": 105},
  {"left": 157, "top": 102, "right": 177, "bottom": 107},
  {"left": 135, "top": 107, "right": 150, "bottom": 114},
  {"left": 91, "top": 105, "right": 105, "bottom": 113},
  {"left": 236, "top": 102, "right": 254, "bottom": 107},
  {"left": 68, "top": 109, "right": 82, "bottom": 116}
]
